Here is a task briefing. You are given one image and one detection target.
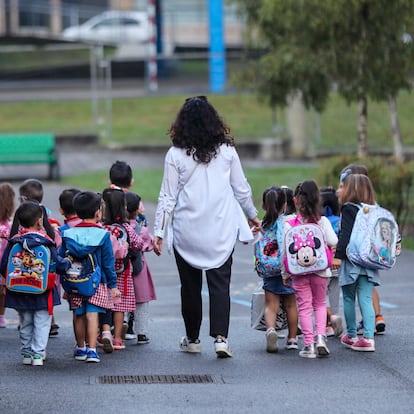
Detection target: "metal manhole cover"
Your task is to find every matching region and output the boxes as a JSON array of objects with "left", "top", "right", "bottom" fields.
[{"left": 97, "top": 374, "right": 219, "bottom": 384}]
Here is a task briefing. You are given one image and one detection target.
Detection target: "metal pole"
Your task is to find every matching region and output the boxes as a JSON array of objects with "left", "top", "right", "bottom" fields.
[{"left": 147, "top": 0, "right": 158, "bottom": 91}]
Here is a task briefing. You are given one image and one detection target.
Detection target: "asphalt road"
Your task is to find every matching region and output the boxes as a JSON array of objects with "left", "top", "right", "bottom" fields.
[{"left": 0, "top": 151, "right": 413, "bottom": 413}]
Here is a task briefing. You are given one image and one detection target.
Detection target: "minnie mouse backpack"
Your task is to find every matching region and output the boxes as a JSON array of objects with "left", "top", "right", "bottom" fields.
[{"left": 283, "top": 215, "right": 332, "bottom": 276}]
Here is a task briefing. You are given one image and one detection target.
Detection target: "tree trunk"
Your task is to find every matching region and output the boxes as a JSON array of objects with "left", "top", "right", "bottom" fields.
[
  {"left": 357, "top": 95, "right": 368, "bottom": 158},
  {"left": 388, "top": 94, "right": 404, "bottom": 161}
]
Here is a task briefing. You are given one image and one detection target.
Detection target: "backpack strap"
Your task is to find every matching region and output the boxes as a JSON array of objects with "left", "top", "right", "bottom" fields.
[{"left": 287, "top": 215, "right": 302, "bottom": 227}]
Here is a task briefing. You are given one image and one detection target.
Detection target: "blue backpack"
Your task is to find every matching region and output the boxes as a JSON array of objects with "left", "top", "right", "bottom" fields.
[
  {"left": 61, "top": 252, "right": 101, "bottom": 297},
  {"left": 6, "top": 237, "right": 55, "bottom": 294},
  {"left": 346, "top": 202, "right": 399, "bottom": 270},
  {"left": 254, "top": 218, "right": 282, "bottom": 278}
]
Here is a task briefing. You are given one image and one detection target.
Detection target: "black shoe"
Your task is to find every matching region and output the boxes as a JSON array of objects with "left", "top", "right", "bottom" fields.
[
  {"left": 137, "top": 334, "right": 150, "bottom": 344},
  {"left": 49, "top": 324, "right": 59, "bottom": 337}
]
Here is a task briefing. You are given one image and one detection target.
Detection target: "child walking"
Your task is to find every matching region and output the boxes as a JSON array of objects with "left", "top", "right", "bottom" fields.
[
  {"left": 125, "top": 192, "right": 156, "bottom": 345},
  {"left": 333, "top": 174, "right": 380, "bottom": 352},
  {"left": 0, "top": 183, "right": 16, "bottom": 328},
  {"left": 320, "top": 186, "right": 343, "bottom": 337},
  {"left": 282, "top": 180, "right": 338, "bottom": 358},
  {"left": 102, "top": 187, "right": 144, "bottom": 350},
  {"left": 60, "top": 191, "right": 121, "bottom": 363},
  {"left": 0, "top": 202, "right": 71, "bottom": 365},
  {"left": 255, "top": 186, "right": 298, "bottom": 353}
]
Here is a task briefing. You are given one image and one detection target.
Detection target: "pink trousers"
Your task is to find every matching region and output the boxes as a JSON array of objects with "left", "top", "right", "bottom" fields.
[{"left": 292, "top": 274, "right": 327, "bottom": 346}]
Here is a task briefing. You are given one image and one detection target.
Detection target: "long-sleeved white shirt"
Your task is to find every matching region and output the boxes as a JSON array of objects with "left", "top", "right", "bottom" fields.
[{"left": 153, "top": 145, "right": 257, "bottom": 270}]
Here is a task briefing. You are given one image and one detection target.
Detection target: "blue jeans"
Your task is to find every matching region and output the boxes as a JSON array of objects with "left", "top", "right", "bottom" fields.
[
  {"left": 19, "top": 310, "right": 52, "bottom": 358},
  {"left": 342, "top": 276, "right": 375, "bottom": 338}
]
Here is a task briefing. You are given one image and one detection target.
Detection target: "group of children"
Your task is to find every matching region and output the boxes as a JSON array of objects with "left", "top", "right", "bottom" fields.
[
  {"left": 0, "top": 159, "right": 394, "bottom": 364},
  {"left": 255, "top": 163, "right": 391, "bottom": 358},
  {"left": 0, "top": 160, "right": 156, "bottom": 365}
]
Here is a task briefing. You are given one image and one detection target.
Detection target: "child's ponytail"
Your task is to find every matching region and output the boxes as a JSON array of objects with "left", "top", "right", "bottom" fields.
[{"left": 261, "top": 186, "right": 286, "bottom": 229}]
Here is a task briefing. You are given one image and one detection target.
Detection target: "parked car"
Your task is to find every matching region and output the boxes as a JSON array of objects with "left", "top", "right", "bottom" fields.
[{"left": 62, "top": 10, "right": 150, "bottom": 45}]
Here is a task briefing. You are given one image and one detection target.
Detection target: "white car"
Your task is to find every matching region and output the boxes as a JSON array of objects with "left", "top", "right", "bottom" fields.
[{"left": 62, "top": 10, "right": 150, "bottom": 45}]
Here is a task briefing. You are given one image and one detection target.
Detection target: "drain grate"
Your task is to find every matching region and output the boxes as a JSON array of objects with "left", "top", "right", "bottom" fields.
[{"left": 97, "top": 374, "right": 217, "bottom": 384}]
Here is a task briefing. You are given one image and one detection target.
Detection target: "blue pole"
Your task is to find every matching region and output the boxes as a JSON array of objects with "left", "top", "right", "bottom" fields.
[{"left": 208, "top": 0, "right": 226, "bottom": 93}]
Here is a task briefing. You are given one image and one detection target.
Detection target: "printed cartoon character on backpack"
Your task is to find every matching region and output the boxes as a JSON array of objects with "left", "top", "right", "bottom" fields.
[
  {"left": 106, "top": 223, "right": 129, "bottom": 273},
  {"left": 284, "top": 216, "right": 332, "bottom": 276},
  {"left": 6, "top": 239, "right": 53, "bottom": 293},
  {"left": 255, "top": 224, "right": 281, "bottom": 277},
  {"left": 346, "top": 202, "right": 399, "bottom": 270},
  {"left": 289, "top": 229, "right": 322, "bottom": 268}
]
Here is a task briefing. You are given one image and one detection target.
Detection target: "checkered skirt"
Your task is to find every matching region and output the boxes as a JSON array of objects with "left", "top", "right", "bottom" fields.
[{"left": 112, "top": 261, "right": 136, "bottom": 312}]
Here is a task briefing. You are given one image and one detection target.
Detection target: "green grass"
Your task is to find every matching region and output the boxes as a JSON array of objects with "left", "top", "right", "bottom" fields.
[
  {"left": 61, "top": 165, "right": 317, "bottom": 209},
  {"left": 2, "top": 91, "right": 414, "bottom": 150}
]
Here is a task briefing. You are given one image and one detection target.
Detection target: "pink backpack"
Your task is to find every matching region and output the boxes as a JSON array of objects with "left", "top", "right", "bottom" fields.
[{"left": 283, "top": 215, "right": 332, "bottom": 276}]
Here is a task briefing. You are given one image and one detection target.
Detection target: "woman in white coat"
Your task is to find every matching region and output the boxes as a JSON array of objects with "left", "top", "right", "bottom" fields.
[{"left": 153, "top": 96, "right": 260, "bottom": 358}]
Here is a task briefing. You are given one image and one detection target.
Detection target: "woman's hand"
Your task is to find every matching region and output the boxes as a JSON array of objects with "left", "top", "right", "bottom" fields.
[
  {"left": 248, "top": 217, "right": 262, "bottom": 234},
  {"left": 153, "top": 236, "right": 163, "bottom": 256}
]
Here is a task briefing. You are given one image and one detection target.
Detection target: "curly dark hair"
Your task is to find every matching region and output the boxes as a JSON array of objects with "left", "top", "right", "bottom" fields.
[{"left": 168, "top": 96, "right": 234, "bottom": 163}]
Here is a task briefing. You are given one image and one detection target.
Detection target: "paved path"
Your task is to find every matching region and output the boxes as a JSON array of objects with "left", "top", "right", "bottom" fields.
[{"left": 0, "top": 149, "right": 413, "bottom": 413}]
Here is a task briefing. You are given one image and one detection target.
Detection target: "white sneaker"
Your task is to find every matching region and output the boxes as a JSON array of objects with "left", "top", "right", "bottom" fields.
[
  {"left": 266, "top": 328, "right": 278, "bottom": 353},
  {"left": 299, "top": 343, "right": 316, "bottom": 359},
  {"left": 214, "top": 337, "right": 232, "bottom": 358},
  {"left": 316, "top": 334, "right": 330, "bottom": 357},
  {"left": 180, "top": 336, "right": 201, "bottom": 353}
]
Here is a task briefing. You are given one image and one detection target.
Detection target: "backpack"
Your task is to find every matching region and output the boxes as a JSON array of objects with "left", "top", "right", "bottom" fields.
[
  {"left": 61, "top": 252, "right": 101, "bottom": 297},
  {"left": 129, "top": 223, "right": 143, "bottom": 275},
  {"left": 327, "top": 215, "right": 340, "bottom": 235},
  {"left": 254, "top": 219, "right": 282, "bottom": 277},
  {"left": 346, "top": 202, "right": 399, "bottom": 270},
  {"left": 106, "top": 223, "right": 129, "bottom": 274},
  {"left": 5, "top": 238, "right": 56, "bottom": 294},
  {"left": 283, "top": 215, "right": 332, "bottom": 276}
]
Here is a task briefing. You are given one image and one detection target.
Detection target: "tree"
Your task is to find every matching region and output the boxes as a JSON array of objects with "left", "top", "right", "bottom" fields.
[{"left": 231, "top": 0, "right": 414, "bottom": 159}]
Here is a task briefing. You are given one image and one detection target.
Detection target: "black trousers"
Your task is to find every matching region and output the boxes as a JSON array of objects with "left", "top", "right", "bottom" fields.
[{"left": 174, "top": 248, "right": 233, "bottom": 340}]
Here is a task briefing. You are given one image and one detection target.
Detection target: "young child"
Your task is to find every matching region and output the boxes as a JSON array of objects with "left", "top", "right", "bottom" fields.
[
  {"left": 256, "top": 186, "right": 298, "bottom": 353},
  {"left": 125, "top": 191, "right": 156, "bottom": 345},
  {"left": 320, "top": 186, "right": 343, "bottom": 337},
  {"left": 333, "top": 174, "right": 380, "bottom": 352},
  {"left": 11, "top": 178, "right": 62, "bottom": 336},
  {"left": 60, "top": 191, "right": 121, "bottom": 363},
  {"left": 282, "top": 180, "right": 338, "bottom": 358},
  {"left": 102, "top": 187, "right": 143, "bottom": 350},
  {"left": 0, "top": 202, "right": 71, "bottom": 366},
  {"left": 58, "top": 188, "right": 82, "bottom": 235},
  {"left": 0, "top": 183, "right": 16, "bottom": 328},
  {"left": 338, "top": 164, "right": 386, "bottom": 335}
]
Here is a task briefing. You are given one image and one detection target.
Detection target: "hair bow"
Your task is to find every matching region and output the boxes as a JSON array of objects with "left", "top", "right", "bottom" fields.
[{"left": 293, "top": 231, "right": 315, "bottom": 251}]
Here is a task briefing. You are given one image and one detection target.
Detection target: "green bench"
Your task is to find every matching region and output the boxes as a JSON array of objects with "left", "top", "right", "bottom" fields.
[{"left": 0, "top": 133, "right": 60, "bottom": 180}]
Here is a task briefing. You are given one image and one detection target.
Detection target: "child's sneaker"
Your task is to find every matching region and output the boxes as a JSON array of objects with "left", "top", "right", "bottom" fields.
[
  {"left": 101, "top": 331, "right": 114, "bottom": 353},
  {"left": 331, "top": 314, "right": 343, "bottom": 336},
  {"left": 265, "top": 328, "right": 278, "bottom": 353},
  {"left": 22, "top": 353, "right": 32, "bottom": 365},
  {"left": 356, "top": 320, "right": 364, "bottom": 335},
  {"left": 32, "top": 354, "right": 43, "bottom": 366},
  {"left": 113, "top": 338, "right": 126, "bottom": 350},
  {"left": 315, "top": 334, "right": 330, "bottom": 357},
  {"left": 137, "top": 334, "right": 150, "bottom": 344},
  {"left": 326, "top": 326, "right": 335, "bottom": 337},
  {"left": 49, "top": 323, "right": 59, "bottom": 337},
  {"left": 214, "top": 336, "right": 232, "bottom": 358},
  {"left": 125, "top": 312, "right": 136, "bottom": 340},
  {"left": 86, "top": 349, "right": 100, "bottom": 363},
  {"left": 180, "top": 336, "right": 201, "bottom": 353},
  {"left": 351, "top": 337, "right": 375, "bottom": 352},
  {"left": 341, "top": 334, "right": 358, "bottom": 349},
  {"left": 121, "top": 322, "right": 128, "bottom": 341},
  {"left": 74, "top": 348, "right": 88, "bottom": 361},
  {"left": 375, "top": 315, "right": 386, "bottom": 335},
  {"left": 299, "top": 343, "right": 316, "bottom": 359},
  {"left": 285, "top": 337, "right": 298, "bottom": 350}
]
